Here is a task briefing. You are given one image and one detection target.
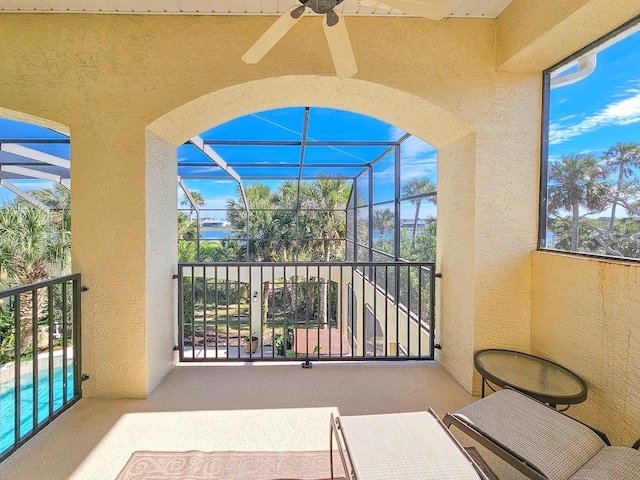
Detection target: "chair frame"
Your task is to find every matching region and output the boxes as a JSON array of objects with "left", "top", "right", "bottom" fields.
[{"left": 443, "top": 388, "right": 639, "bottom": 480}]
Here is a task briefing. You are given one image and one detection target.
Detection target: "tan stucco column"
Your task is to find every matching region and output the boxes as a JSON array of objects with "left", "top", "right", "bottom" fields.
[
  {"left": 71, "top": 122, "right": 176, "bottom": 398},
  {"left": 436, "top": 133, "right": 478, "bottom": 391},
  {"left": 145, "top": 130, "right": 178, "bottom": 393},
  {"left": 436, "top": 77, "right": 540, "bottom": 393}
]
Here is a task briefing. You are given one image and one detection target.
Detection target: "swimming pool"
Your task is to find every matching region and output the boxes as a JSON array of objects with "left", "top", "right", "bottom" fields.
[{"left": 0, "top": 364, "right": 75, "bottom": 455}]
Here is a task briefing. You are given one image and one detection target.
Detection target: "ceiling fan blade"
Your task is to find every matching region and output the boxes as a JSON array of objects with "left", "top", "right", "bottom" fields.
[
  {"left": 354, "top": 0, "right": 450, "bottom": 19},
  {"left": 323, "top": 11, "right": 358, "bottom": 79},
  {"left": 242, "top": 6, "right": 305, "bottom": 64}
]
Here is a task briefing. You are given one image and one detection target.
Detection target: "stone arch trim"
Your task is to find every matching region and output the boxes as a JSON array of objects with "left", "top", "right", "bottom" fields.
[{"left": 147, "top": 76, "right": 473, "bottom": 149}]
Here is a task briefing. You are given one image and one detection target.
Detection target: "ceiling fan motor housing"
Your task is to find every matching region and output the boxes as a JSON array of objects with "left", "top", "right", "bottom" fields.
[{"left": 306, "top": 0, "right": 344, "bottom": 15}]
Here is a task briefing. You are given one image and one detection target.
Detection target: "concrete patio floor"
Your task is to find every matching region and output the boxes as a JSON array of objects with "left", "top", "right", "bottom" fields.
[{"left": 0, "top": 361, "right": 525, "bottom": 479}]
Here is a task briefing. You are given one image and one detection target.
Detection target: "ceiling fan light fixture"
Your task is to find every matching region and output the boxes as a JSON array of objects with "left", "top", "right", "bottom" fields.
[{"left": 308, "top": 0, "right": 340, "bottom": 15}]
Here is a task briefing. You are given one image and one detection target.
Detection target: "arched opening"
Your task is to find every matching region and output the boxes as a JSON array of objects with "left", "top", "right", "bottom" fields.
[{"left": 147, "top": 78, "right": 472, "bottom": 365}]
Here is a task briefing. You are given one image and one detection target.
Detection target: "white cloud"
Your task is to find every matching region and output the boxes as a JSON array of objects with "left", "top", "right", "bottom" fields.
[
  {"left": 373, "top": 127, "right": 437, "bottom": 184},
  {"left": 202, "top": 197, "right": 230, "bottom": 210},
  {"left": 387, "top": 125, "right": 407, "bottom": 142},
  {"left": 400, "top": 135, "right": 437, "bottom": 163},
  {"left": 550, "top": 92, "right": 640, "bottom": 145}
]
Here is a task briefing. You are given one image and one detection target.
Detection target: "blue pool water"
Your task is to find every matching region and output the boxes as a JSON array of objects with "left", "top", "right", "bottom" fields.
[{"left": 0, "top": 364, "right": 74, "bottom": 455}]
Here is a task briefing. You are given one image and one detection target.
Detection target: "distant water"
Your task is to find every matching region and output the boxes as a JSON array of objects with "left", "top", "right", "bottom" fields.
[
  {"left": 201, "top": 229, "right": 236, "bottom": 239},
  {"left": 373, "top": 231, "right": 393, "bottom": 242},
  {"left": 201, "top": 229, "right": 427, "bottom": 241},
  {"left": 372, "top": 229, "right": 422, "bottom": 241}
]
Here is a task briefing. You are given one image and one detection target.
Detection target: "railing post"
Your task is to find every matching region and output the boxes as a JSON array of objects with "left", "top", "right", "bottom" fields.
[
  {"left": 73, "top": 277, "right": 82, "bottom": 401},
  {"left": 177, "top": 266, "right": 184, "bottom": 361}
]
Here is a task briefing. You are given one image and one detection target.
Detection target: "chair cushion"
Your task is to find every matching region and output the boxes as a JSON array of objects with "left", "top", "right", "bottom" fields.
[
  {"left": 453, "top": 389, "right": 605, "bottom": 480},
  {"left": 338, "top": 411, "right": 483, "bottom": 479},
  {"left": 568, "top": 446, "right": 640, "bottom": 480}
]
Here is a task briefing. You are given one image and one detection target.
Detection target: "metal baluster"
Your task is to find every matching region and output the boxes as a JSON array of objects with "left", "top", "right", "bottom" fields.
[
  {"left": 190, "top": 267, "right": 196, "bottom": 359},
  {"left": 203, "top": 266, "right": 208, "bottom": 359},
  {"left": 214, "top": 266, "right": 219, "bottom": 359},
  {"left": 31, "top": 289, "right": 38, "bottom": 427},
  {"left": 48, "top": 285, "right": 54, "bottom": 417},
  {"left": 62, "top": 281, "right": 68, "bottom": 405},
  {"left": 14, "top": 293, "right": 21, "bottom": 443}
]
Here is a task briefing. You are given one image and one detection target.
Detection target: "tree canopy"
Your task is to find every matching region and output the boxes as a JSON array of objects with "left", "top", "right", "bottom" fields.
[{"left": 546, "top": 142, "right": 640, "bottom": 258}]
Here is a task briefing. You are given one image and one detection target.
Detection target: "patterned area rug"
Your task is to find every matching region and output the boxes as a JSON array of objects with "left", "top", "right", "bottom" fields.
[
  {"left": 116, "top": 450, "right": 344, "bottom": 480},
  {"left": 116, "top": 448, "right": 497, "bottom": 480}
]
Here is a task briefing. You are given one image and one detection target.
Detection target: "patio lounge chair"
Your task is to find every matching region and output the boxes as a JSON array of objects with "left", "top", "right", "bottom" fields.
[
  {"left": 443, "top": 388, "right": 640, "bottom": 480},
  {"left": 330, "top": 408, "right": 491, "bottom": 480}
]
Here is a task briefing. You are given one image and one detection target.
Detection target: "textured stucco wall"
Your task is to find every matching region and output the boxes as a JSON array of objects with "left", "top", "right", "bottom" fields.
[
  {"left": 145, "top": 131, "right": 178, "bottom": 393},
  {"left": 531, "top": 251, "right": 640, "bottom": 444},
  {"left": 0, "top": 2, "right": 636, "bottom": 398},
  {"left": 70, "top": 123, "right": 149, "bottom": 397},
  {"left": 436, "top": 134, "right": 477, "bottom": 389},
  {"left": 497, "top": 0, "right": 640, "bottom": 71}
]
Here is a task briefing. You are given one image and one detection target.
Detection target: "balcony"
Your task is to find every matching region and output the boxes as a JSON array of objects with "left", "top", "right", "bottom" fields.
[{"left": 0, "top": 3, "right": 639, "bottom": 479}]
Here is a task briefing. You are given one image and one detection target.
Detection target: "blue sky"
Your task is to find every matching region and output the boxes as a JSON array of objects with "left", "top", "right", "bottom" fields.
[
  {"left": 177, "top": 107, "right": 438, "bottom": 220},
  {"left": 548, "top": 23, "right": 640, "bottom": 219},
  {"left": 549, "top": 25, "right": 640, "bottom": 159}
]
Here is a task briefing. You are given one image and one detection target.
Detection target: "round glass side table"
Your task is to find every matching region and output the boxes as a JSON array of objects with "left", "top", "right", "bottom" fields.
[{"left": 474, "top": 349, "right": 588, "bottom": 409}]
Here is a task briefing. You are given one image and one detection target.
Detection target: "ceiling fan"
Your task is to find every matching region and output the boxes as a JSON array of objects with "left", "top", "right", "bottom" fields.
[{"left": 241, "top": 0, "right": 451, "bottom": 79}]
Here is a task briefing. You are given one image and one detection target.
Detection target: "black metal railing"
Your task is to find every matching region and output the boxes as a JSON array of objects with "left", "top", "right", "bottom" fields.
[
  {"left": 178, "top": 262, "right": 435, "bottom": 362},
  {"left": 0, "top": 274, "right": 82, "bottom": 462}
]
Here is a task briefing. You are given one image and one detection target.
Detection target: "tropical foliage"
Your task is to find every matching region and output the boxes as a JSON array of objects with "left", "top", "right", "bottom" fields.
[
  {"left": 180, "top": 190, "right": 205, "bottom": 222},
  {"left": 0, "top": 184, "right": 72, "bottom": 359},
  {"left": 0, "top": 184, "right": 71, "bottom": 288},
  {"left": 225, "top": 178, "right": 352, "bottom": 262},
  {"left": 402, "top": 178, "right": 437, "bottom": 249},
  {"left": 546, "top": 142, "right": 640, "bottom": 258}
]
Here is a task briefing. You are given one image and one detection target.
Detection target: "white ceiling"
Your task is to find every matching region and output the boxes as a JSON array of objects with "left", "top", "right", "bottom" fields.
[{"left": 0, "top": 0, "right": 514, "bottom": 18}]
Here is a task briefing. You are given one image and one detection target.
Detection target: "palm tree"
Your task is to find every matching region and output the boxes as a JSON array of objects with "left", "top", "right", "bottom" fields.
[
  {"left": 548, "top": 153, "right": 610, "bottom": 251},
  {"left": 601, "top": 142, "right": 640, "bottom": 230},
  {"left": 274, "top": 181, "right": 299, "bottom": 261},
  {"left": 27, "top": 183, "right": 72, "bottom": 277},
  {"left": 372, "top": 208, "right": 394, "bottom": 242},
  {"left": 302, "top": 178, "right": 352, "bottom": 261},
  {"left": 227, "top": 184, "right": 278, "bottom": 261},
  {"left": 180, "top": 190, "right": 205, "bottom": 222},
  {"left": 0, "top": 202, "right": 70, "bottom": 349},
  {"left": 402, "top": 178, "right": 436, "bottom": 248},
  {"left": 300, "top": 178, "right": 352, "bottom": 327},
  {"left": 178, "top": 212, "right": 197, "bottom": 241},
  {"left": 227, "top": 184, "right": 280, "bottom": 329},
  {"left": 274, "top": 181, "right": 301, "bottom": 313}
]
